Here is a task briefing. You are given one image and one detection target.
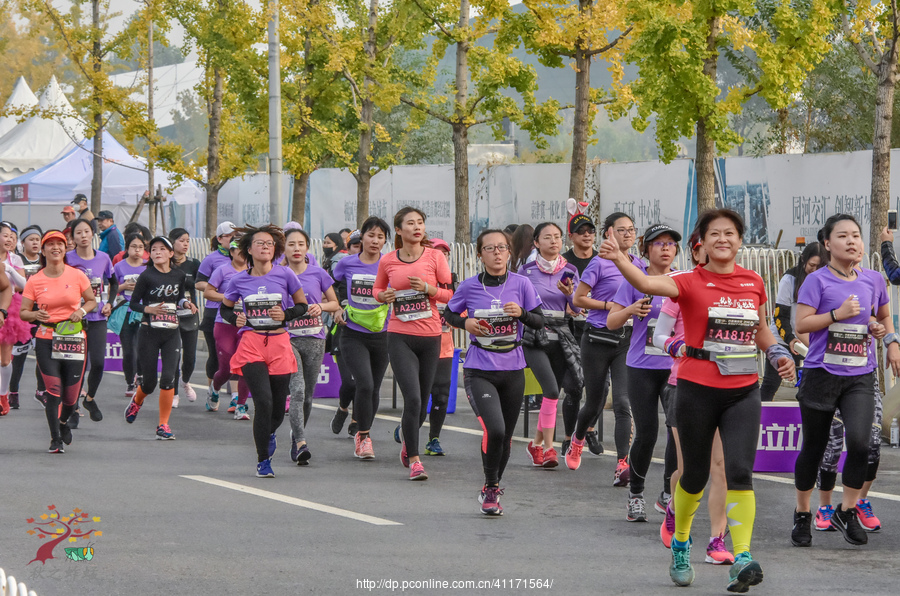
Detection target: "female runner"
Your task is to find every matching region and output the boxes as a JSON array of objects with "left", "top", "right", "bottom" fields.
[
  {"left": 170, "top": 227, "right": 201, "bottom": 405},
  {"left": 21, "top": 231, "right": 92, "bottom": 453},
  {"left": 0, "top": 222, "right": 31, "bottom": 415},
  {"left": 600, "top": 209, "right": 794, "bottom": 592},
  {"left": 373, "top": 207, "right": 453, "bottom": 481},
  {"left": 195, "top": 222, "right": 236, "bottom": 388},
  {"left": 10, "top": 225, "right": 43, "bottom": 408},
  {"left": 443, "top": 229, "right": 543, "bottom": 514},
  {"left": 219, "top": 225, "right": 308, "bottom": 478},
  {"left": 114, "top": 234, "right": 148, "bottom": 396}
]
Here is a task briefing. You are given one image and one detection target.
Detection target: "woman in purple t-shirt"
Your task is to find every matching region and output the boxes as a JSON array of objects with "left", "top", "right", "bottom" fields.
[
  {"left": 607, "top": 224, "right": 681, "bottom": 523},
  {"left": 444, "top": 229, "right": 544, "bottom": 516},
  {"left": 219, "top": 225, "right": 308, "bottom": 479},
  {"left": 113, "top": 233, "right": 147, "bottom": 396},
  {"left": 792, "top": 213, "right": 900, "bottom": 547}
]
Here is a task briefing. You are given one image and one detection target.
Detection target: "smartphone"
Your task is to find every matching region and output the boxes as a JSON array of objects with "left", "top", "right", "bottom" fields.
[
  {"left": 889, "top": 209, "right": 898, "bottom": 230},
  {"left": 560, "top": 270, "right": 575, "bottom": 285},
  {"left": 637, "top": 294, "right": 653, "bottom": 321}
]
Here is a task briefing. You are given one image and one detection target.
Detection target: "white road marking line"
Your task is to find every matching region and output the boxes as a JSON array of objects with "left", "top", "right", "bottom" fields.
[{"left": 181, "top": 475, "right": 402, "bottom": 525}]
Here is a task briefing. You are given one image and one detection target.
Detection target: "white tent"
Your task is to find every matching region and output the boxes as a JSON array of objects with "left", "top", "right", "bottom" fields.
[
  {"left": 0, "top": 76, "right": 85, "bottom": 182},
  {"left": 0, "top": 77, "right": 39, "bottom": 138}
]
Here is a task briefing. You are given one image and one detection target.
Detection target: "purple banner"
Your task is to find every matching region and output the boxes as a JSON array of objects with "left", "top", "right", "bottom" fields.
[
  {"left": 754, "top": 402, "right": 846, "bottom": 472},
  {"left": 312, "top": 353, "right": 341, "bottom": 398}
]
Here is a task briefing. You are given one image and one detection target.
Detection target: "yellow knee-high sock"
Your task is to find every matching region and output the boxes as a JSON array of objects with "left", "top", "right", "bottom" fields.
[
  {"left": 674, "top": 481, "right": 704, "bottom": 543},
  {"left": 726, "top": 490, "right": 756, "bottom": 556}
]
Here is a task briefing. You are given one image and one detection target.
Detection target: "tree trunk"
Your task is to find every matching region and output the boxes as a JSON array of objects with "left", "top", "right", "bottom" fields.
[
  {"left": 292, "top": 171, "right": 310, "bottom": 224},
  {"left": 453, "top": 0, "right": 471, "bottom": 243},
  {"left": 568, "top": 0, "right": 591, "bottom": 203},
  {"left": 90, "top": 0, "right": 102, "bottom": 215},
  {"left": 206, "top": 66, "right": 224, "bottom": 236},
  {"left": 355, "top": 0, "right": 379, "bottom": 229},
  {"left": 695, "top": 16, "right": 721, "bottom": 214},
  {"left": 870, "top": 53, "right": 898, "bottom": 255}
]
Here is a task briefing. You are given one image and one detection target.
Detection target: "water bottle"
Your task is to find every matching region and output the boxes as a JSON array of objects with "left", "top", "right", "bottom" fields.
[{"left": 891, "top": 418, "right": 899, "bottom": 449}]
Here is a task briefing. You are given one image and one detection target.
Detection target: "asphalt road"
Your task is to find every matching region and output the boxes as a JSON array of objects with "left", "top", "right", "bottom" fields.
[{"left": 1, "top": 356, "right": 899, "bottom": 596}]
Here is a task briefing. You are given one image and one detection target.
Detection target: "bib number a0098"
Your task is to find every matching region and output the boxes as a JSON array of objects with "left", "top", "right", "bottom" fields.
[
  {"left": 287, "top": 311, "right": 323, "bottom": 336},
  {"left": 472, "top": 308, "right": 518, "bottom": 346},
  {"left": 51, "top": 332, "right": 85, "bottom": 360},
  {"left": 149, "top": 303, "right": 178, "bottom": 329},
  {"left": 350, "top": 274, "right": 378, "bottom": 305},
  {"left": 245, "top": 293, "right": 283, "bottom": 328},
  {"left": 824, "top": 322, "right": 868, "bottom": 367},
  {"left": 393, "top": 289, "right": 431, "bottom": 322}
]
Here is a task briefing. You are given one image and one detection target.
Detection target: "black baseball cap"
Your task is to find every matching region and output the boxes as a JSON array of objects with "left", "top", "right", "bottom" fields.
[
  {"left": 643, "top": 223, "right": 682, "bottom": 243},
  {"left": 98, "top": 210, "right": 114, "bottom": 220},
  {"left": 71, "top": 194, "right": 87, "bottom": 204},
  {"left": 568, "top": 213, "right": 595, "bottom": 235}
]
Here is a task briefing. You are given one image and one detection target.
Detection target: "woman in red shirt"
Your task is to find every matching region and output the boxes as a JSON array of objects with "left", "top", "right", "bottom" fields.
[{"left": 373, "top": 207, "right": 453, "bottom": 481}]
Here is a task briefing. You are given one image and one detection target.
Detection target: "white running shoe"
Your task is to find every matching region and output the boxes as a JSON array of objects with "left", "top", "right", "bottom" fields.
[
  {"left": 172, "top": 392, "right": 180, "bottom": 408},
  {"left": 182, "top": 380, "right": 197, "bottom": 402}
]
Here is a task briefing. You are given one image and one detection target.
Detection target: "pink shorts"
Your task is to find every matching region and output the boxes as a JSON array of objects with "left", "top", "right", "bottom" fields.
[{"left": 230, "top": 331, "right": 297, "bottom": 376}]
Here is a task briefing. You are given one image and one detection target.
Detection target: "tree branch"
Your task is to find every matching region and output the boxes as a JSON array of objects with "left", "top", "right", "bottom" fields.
[
  {"left": 408, "top": 0, "right": 454, "bottom": 39},
  {"left": 400, "top": 97, "right": 453, "bottom": 124},
  {"left": 586, "top": 26, "right": 633, "bottom": 57},
  {"left": 843, "top": 0, "right": 879, "bottom": 72}
]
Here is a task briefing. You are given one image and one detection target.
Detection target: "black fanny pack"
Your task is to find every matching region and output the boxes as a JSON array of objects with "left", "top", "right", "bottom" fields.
[
  {"left": 586, "top": 326, "right": 625, "bottom": 346},
  {"left": 471, "top": 340, "right": 521, "bottom": 354}
]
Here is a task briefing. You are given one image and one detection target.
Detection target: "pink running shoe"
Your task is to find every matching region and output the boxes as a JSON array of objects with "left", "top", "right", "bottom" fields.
[
  {"left": 354, "top": 433, "right": 374, "bottom": 459},
  {"left": 661, "top": 504, "right": 675, "bottom": 548},
  {"left": 525, "top": 441, "right": 544, "bottom": 467},
  {"left": 409, "top": 461, "right": 428, "bottom": 481},
  {"left": 613, "top": 457, "right": 630, "bottom": 487},
  {"left": 565, "top": 440, "right": 583, "bottom": 470},
  {"left": 479, "top": 486, "right": 504, "bottom": 516},
  {"left": 705, "top": 534, "right": 734, "bottom": 564},
  {"left": 815, "top": 505, "right": 836, "bottom": 531},
  {"left": 856, "top": 499, "right": 881, "bottom": 531},
  {"left": 400, "top": 442, "right": 409, "bottom": 468},
  {"left": 124, "top": 398, "right": 142, "bottom": 423}
]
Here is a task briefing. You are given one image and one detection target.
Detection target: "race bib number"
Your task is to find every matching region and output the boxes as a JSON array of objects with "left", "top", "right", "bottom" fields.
[
  {"left": 393, "top": 289, "right": 431, "bottom": 322},
  {"left": 437, "top": 303, "right": 451, "bottom": 333},
  {"left": 245, "top": 293, "right": 283, "bottom": 329},
  {"left": 149, "top": 303, "right": 178, "bottom": 329},
  {"left": 644, "top": 318, "right": 667, "bottom": 356},
  {"left": 544, "top": 309, "right": 565, "bottom": 342},
  {"left": 288, "top": 311, "right": 324, "bottom": 336},
  {"left": 472, "top": 308, "right": 519, "bottom": 347},
  {"left": 51, "top": 332, "right": 85, "bottom": 361},
  {"left": 350, "top": 274, "right": 378, "bottom": 305},
  {"left": 703, "top": 307, "right": 759, "bottom": 354},
  {"left": 824, "top": 323, "right": 868, "bottom": 367},
  {"left": 12, "top": 338, "right": 34, "bottom": 356}
]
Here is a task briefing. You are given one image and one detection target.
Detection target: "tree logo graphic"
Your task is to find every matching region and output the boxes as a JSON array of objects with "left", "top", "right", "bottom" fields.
[{"left": 25, "top": 505, "right": 102, "bottom": 565}]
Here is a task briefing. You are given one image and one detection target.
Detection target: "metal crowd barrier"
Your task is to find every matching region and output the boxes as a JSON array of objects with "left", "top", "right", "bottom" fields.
[{"left": 0, "top": 568, "right": 38, "bottom": 596}]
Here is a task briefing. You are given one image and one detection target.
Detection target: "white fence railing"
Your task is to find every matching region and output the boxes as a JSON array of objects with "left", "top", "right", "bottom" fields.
[{"left": 0, "top": 567, "right": 38, "bottom": 596}]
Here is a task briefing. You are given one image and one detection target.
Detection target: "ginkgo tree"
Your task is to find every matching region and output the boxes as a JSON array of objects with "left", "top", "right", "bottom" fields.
[{"left": 614, "top": 0, "right": 836, "bottom": 213}]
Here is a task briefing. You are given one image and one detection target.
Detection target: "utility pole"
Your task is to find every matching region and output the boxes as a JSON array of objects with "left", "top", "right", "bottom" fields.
[
  {"left": 90, "top": 0, "right": 103, "bottom": 216},
  {"left": 147, "top": 2, "right": 157, "bottom": 233},
  {"left": 268, "top": 0, "right": 283, "bottom": 224}
]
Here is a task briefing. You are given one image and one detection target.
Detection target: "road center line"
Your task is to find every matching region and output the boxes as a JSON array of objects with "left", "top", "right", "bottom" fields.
[{"left": 180, "top": 475, "right": 402, "bottom": 526}]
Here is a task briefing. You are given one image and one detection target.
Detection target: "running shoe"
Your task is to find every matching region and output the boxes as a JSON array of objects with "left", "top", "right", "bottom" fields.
[
  {"left": 256, "top": 459, "right": 275, "bottom": 478},
  {"left": 234, "top": 404, "right": 250, "bottom": 420},
  {"left": 59, "top": 422, "right": 73, "bottom": 446},
  {"left": 393, "top": 425, "right": 402, "bottom": 444},
  {"left": 0, "top": 393, "right": 10, "bottom": 415},
  {"left": 355, "top": 433, "right": 375, "bottom": 460},
  {"left": 655, "top": 491, "right": 671, "bottom": 514},
  {"left": 409, "top": 461, "right": 428, "bottom": 481},
  {"left": 48, "top": 439, "right": 64, "bottom": 454},
  {"left": 525, "top": 441, "right": 544, "bottom": 467},
  {"left": 626, "top": 495, "right": 647, "bottom": 522},
  {"left": 856, "top": 499, "right": 881, "bottom": 532},
  {"left": 156, "top": 424, "right": 176, "bottom": 440},
  {"left": 83, "top": 398, "right": 103, "bottom": 422},
  {"left": 285, "top": 394, "right": 291, "bottom": 413},
  {"left": 480, "top": 486, "right": 504, "bottom": 516},
  {"left": 661, "top": 504, "right": 675, "bottom": 548},
  {"left": 542, "top": 447, "right": 559, "bottom": 469},
  {"left": 331, "top": 407, "right": 349, "bottom": 434},
  {"left": 348, "top": 421, "right": 358, "bottom": 436},
  {"left": 124, "top": 398, "right": 142, "bottom": 423},
  {"left": 34, "top": 390, "right": 46, "bottom": 408},
  {"left": 268, "top": 433, "right": 277, "bottom": 458},
  {"left": 831, "top": 505, "right": 867, "bottom": 545},
  {"left": 291, "top": 436, "right": 300, "bottom": 462},
  {"left": 586, "top": 429, "right": 603, "bottom": 455},
  {"left": 791, "top": 510, "right": 812, "bottom": 547},
  {"left": 726, "top": 551, "right": 763, "bottom": 593},
  {"left": 815, "top": 505, "right": 836, "bottom": 531},
  {"left": 227, "top": 396, "right": 238, "bottom": 414},
  {"left": 9, "top": 392, "right": 18, "bottom": 409},
  {"left": 613, "top": 457, "right": 630, "bottom": 487},
  {"left": 182, "top": 380, "right": 197, "bottom": 402},
  {"left": 296, "top": 443, "right": 311, "bottom": 465},
  {"left": 172, "top": 392, "right": 180, "bottom": 408},
  {"left": 400, "top": 442, "right": 409, "bottom": 468},
  {"left": 125, "top": 384, "right": 136, "bottom": 398},
  {"left": 565, "top": 440, "right": 583, "bottom": 470},
  {"left": 425, "top": 437, "right": 444, "bottom": 456},
  {"left": 67, "top": 409, "right": 80, "bottom": 429},
  {"left": 706, "top": 534, "right": 735, "bottom": 564},
  {"left": 669, "top": 537, "right": 694, "bottom": 587},
  {"left": 206, "top": 384, "right": 220, "bottom": 412}
]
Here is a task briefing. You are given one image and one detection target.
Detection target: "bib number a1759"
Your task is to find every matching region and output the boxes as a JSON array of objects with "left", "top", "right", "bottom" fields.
[{"left": 51, "top": 332, "right": 85, "bottom": 360}]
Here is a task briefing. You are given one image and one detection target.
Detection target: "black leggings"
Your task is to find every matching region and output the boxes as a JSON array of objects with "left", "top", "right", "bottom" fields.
[
  {"left": 10, "top": 325, "right": 42, "bottom": 393},
  {"left": 676, "top": 379, "right": 760, "bottom": 493},
  {"left": 575, "top": 329, "right": 632, "bottom": 458},
  {"left": 201, "top": 309, "right": 218, "bottom": 379},
  {"left": 242, "top": 362, "right": 291, "bottom": 461},
  {"left": 389, "top": 333, "right": 442, "bottom": 458},
  {"left": 176, "top": 325, "right": 199, "bottom": 386},
  {"left": 82, "top": 319, "right": 107, "bottom": 397},
  {"left": 120, "top": 317, "right": 141, "bottom": 385},
  {"left": 35, "top": 337, "right": 86, "bottom": 440},
  {"left": 524, "top": 343, "right": 568, "bottom": 401},
  {"left": 137, "top": 326, "right": 181, "bottom": 394},
  {"left": 422, "top": 356, "right": 452, "bottom": 439},
  {"left": 335, "top": 355, "right": 356, "bottom": 411},
  {"left": 627, "top": 367, "right": 674, "bottom": 495},
  {"left": 759, "top": 352, "right": 802, "bottom": 401},
  {"left": 340, "top": 327, "right": 389, "bottom": 432},
  {"left": 795, "top": 370, "right": 874, "bottom": 491},
  {"left": 464, "top": 368, "right": 525, "bottom": 486}
]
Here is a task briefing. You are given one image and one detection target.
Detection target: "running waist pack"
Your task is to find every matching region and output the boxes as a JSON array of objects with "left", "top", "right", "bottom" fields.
[
  {"left": 345, "top": 303, "right": 389, "bottom": 333},
  {"left": 586, "top": 326, "right": 625, "bottom": 346}
]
